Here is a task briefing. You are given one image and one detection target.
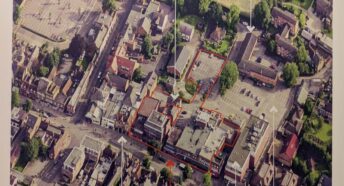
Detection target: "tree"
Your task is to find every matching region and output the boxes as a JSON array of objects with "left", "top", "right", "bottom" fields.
[
  {"left": 38, "top": 66, "right": 50, "bottom": 77},
  {"left": 296, "top": 43, "right": 308, "bottom": 63},
  {"left": 102, "top": 0, "right": 116, "bottom": 13},
  {"left": 68, "top": 34, "right": 86, "bottom": 60},
  {"left": 162, "top": 32, "right": 174, "bottom": 50},
  {"left": 298, "top": 62, "right": 310, "bottom": 75},
  {"left": 23, "top": 99, "right": 32, "bottom": 112},
  {"left": 31, "top": 138, "right": 41, "bottom": 160},
  {"left": 12, "top": 89, "right": 20, "bottom": 108},
  {"left": 304, "top": 98, "right": 314, "bottom": 115},
  {"left": 143, "top": 36, "right": 153, "bottom": 59},
  {"left": 184, "top": 164, "right": 193, "bottom": 179},
  {"left": 282, "top": 63, "right": 299, "bottom": 87},
  {"left": 13, "top": 5, "right": 21, "bottom": 24},
  {"left": 203, "top": 172, "right": 212, "bottom": 186},
  {"left": 299, "top": 12, "right": 307, "bottom": 29},
  {"left": 208, "top": 2, "right": 223, "bottom": 22},
  {"left": 133, "top": 67, "right": 143, "bottom": 83},
  {"left": 254, "top": 0, "right": 272, "bottom": 30},
  {"left": 219, "top": 62, "right": 239, "bottom": 95},
  {"left": 226, "top": 5, "right": 240, "bottom": 31},
  {"left": 267, "top": 39, "right": 277, "bottom": 54},
  {"left": 85, "top": 42, "right": 97, "bottom": 62},
  {"left": 160, "top": 167, "right": 173, "bottom": 182},
  {"left": 142, "top": 156, "right": 151, "bottom": 169},
  {"left": 199, "top": 0, "right": 211, "bottom": 15},
  {"left": 46, "top": 48, "right": 61, "bottom": 69}
]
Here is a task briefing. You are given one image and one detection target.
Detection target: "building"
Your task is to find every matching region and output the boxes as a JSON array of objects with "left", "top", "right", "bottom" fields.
[
  {"left": 62, "top": 147, "right": 86, "bottom": 183},
  {"left": 251, "top": 163, "right": 274, "bottom": 186},
  {"left": 80, "top": 135, "right": 105, "bottom": 163},
  {"left": 236, "top": 33, "right": 278, "bottom": 87},
  {"left": 295, "top": 80, "right": 309, "bottom": 105},
  {"left": 144, "top": 110, "right": 171, "bottom": 142},
  {"left": 179, "top": 22, "right": 195, "bottom": 42},
  {"left": 101, "top": 90, "right": 126, "bottom": 129},
  {"left": 105, "top": 73, "right": 130, "bottom": 92},
  {"left": 281, "top": 106, "right": 304, "bottom": 136},
  {"left": 224, "top": 115, "right": 272, "bottom": 184},
  {"left": 41, "top": 125, "right": 69, "bottom": 160},
  {"left": 271, "top": 7, "right": 299, "bottom": 35},
  {"left": 279, "top": 170, "right": 299, "bottom": 186},
  {"left": 137, "top": 17, "right": 151, "bottom": 36},
  {"left": 22, "top": 112, "right": 41, "bottom": 139},
  {"left": 209, "top": 26, "right": 226, "bottom": 43},
  {"left": 108, "top": 55, "right": 139, "bottom": 80},
  {"left": 167, "top": 46, "right": 192, "bottom": 79},
  {"left": 278, "top": 134, "right": 299, "bottom": 167},
  {"left": 276, "top": 33, "right": 298, "bottom": 61},
  {"left": 156, "top": 14, "right": 168, "bottom": 32},
  {"left": 145, "top": 71, "right": 158, "bottom": 96},
  {"left": 315, "top": 0, "right": 332, "bottom": 19}
]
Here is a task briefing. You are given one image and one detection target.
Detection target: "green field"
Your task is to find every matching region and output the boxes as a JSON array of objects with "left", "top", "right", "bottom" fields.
[
  {"left": 180, "top": 15, "right": 204, "bottom": 27},
  {"left": 314, "top": 123, "right": 332, "bottom": 144},
  {"left": 216, "top": 0, "right": 260, "bottom": 16},
  {"left": 290, "top": 0, "right": 313, "bottom": 10},
  {"left": 204, "top": 37, "right": 232, "bottom": 56}
]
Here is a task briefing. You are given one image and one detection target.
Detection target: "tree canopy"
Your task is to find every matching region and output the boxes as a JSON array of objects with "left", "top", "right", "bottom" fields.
[
  {"left": 38, "top": 66, "right": 50, "bottom": 77},
  {"left": 142, "top": 156, "right": 151, "bottom": 169},
  {"left": 226, "top": 5, "right": 240, "bottom": 31},
  {"left": 219, "top": 62, "right": 239, "bottom": 95},
  {"left": 282, "top": 62, "right": 299, "bottom": 87},
  {"left": 68, "top": 34, "right": 86, "bottom": 60},
  {"left": 13, "top": 5, "right": 21, "bottom": 24},
  {"left": 253, "top": 0, "right": 271, "bottom": 30},
  {"left": 160, "top": 167, "right": 173, "bottom": 182},
  {"left": 208, "top": 2, "right": 223, "bottom": 22},
  {"left": 296, "top": 43, "right": 308, "bottom": 63},
  {"left": 199, "top": 0, "right": 212, "bottom": 15},
  {"left": 184, "top": 164, "right": 193, "bottom": 179},
  {"left": 12, "top": 89, "right": 20, "bottom": 108},
  {"left": 203, "top": 172, "right": 212, "bottom": 186},
  {"left": 143, "top": 35, "right": 153, "bottom": 59},
  {"left": 133, "top": 67, "right": 143, "bottom": 83},
  {"left": 102, "top": 0, "right": 116, "bottom": 13},
  {"left": 23, "top": 99, "right": 32, "bottom": 112},
  {"left": 46, "top": 48, "right": 61, "bottom": 69}
]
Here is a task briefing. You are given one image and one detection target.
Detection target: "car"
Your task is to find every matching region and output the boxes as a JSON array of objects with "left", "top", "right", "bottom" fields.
[
  {"left": 240, "top": 88, "right": 246, "bottom": 94},
  {"left": 256, "top": 57, "right": 262, "bottom": 63},
  {"left": 246, "top": 91, "right": 251, "bottom": 96},
  {"left": 256, "top": 101, "right": 261, "bottom": 107},
  {"left": 245, "top": 108, "right": 253, "bottom": 114},
  {"left": 181, "top": 111, "right": 187, "bottom": 115}
]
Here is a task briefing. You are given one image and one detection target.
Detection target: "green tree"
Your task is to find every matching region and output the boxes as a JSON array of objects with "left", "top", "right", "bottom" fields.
[
  {"left": 38, "top": 66, "right": 50, "bottom": 77},
  {"left": 12, "top": 89, "right": 20, "bottom": 108},
  {"left": 68, "top": 34, "right": 86, "bottom": 59},
  {"left": 219, "top": 62, "right": 239, "bottom": 95},
  {"left": 208, "top": 2, "right": 223, "bottom": 22},
  {"left": 143, "top": 35, "right": 153, "bottom": 59},
  {"left": 160, "top": 167, "right": 173, "bottom": 182},
  {"left": 23, "top": 99, "right": 32, "bottom": 112},
  {"left": 162, "top": 32, "right": 174, "bottom": 50},
  {"left": 13, "top": 5, "right": 21, "bottom": 24},
  {"left": 46, "top": 48, "right": 61, "bottom": 69},
  {"left": 199, "top": 0, "right": 211, "bottom": 15},
  {"left": 299, "top": 12, "right": 307, "bottom": 29},
  {"left": 296, "top": 43, "right": 308, "bottom": 63},
  {"left": 31, "top": 138, "right": 41, "bottom": 160},
  {"left": 184, "top": 164, "right": 193, "bottom": 179},
  {"left": 304, "top": 98, "right": 314, "bottom": 115},
  {"left": 226, "top": 5, "right": 240, "bottom": 31},
  {"left": 102, "top": 0, "right": 116, "bottom": 13},
  {"left": 267, "top": 39, "right": 277, "bottom": 54},
  {"left": 133, "top": 67, "right": 143, "bottom": 83},
  {"left": 282, "top": 63, "right": 299, "bottom": 87},
  {"left": 254, "top": 0, "right": 272, "bottom": 30},
  {"left": 142, "top": 156, "right": 151, "bottom": 169},
  {"left": 203, "top": 172, "right": 212, "bottom": 186},
  {"left": 298, "top": 62, "right": 310, "bottom": 75}
]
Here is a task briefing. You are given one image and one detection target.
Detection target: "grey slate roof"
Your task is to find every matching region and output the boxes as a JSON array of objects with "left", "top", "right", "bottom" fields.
[
  {"left": 239, "top": 59, "right": 278, "bottom": 79},
  {"left": 272, "top": 7, "right": 298, "bottom": 26},
  {"left": 168, "top": 46, "right": 191, "bottom": 74}
]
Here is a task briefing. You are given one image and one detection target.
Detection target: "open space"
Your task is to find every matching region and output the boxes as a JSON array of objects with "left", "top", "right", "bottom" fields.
[
  {"left": 216, "top": 0, "right": 260, "bottom": 16},
  {"left": 20, "top": 0, "right": 102, "bottom": 42}
]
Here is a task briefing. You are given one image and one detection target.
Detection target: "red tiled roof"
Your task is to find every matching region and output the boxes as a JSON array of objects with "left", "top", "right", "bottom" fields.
[{"left": 281, "top": 134, "right": 299, "bottom": 162}]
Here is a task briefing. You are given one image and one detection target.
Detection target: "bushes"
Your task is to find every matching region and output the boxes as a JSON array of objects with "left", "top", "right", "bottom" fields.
[{"left": 185, "top": 80, "right": 198, "bottom": 95}]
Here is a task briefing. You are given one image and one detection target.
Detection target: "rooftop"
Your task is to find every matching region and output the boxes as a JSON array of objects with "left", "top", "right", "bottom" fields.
[
  {"left": 64, "top": 147, "right": 85, "bottom": 167},
  {"left": 168, "top": 46, "right": 192, "bottom": 73},
  {"left": 138, "top": 97, "right": 160, "bottom": 118},
  {"left": 227, "top": 115, "right": 270, "bottom": 169},
  {"left": 146, "top": 110, "right": 169, "bottom": 128},
  {"left": 272, "top": 7, "right": 298, "bottom": 26},
  {"left": 81, "top": 135, "right": 104, "bottom": 153},
  {"left": 199, "top": 127, "right": 227, "bottom": 161}
]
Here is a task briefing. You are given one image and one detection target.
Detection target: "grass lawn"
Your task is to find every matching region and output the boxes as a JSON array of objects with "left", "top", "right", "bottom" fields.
[
  {"left": 180, "top": 15, "right": 203, "bottom": 27},
  {"left": 323, "top": 29, "right": 333, "bottom": 39},
  {"left": 314, "top": 123, "right": 332, "bottom": 144},
  {"left": 216, "top": 0, "right": 260, "bottom": 16},
  {"left": 291, "top": 0, "right": 313, "bottom": 9},
  {"left": 204, "top": 35, "right": 233, "bottom": 56}
]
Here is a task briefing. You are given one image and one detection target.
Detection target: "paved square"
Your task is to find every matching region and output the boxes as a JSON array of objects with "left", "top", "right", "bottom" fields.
[
  {"left": 188, "top": 51, "right": 225, "bottom": 94},
  {"left": 203, "top": 78, "right": 294, "bottom": 130},
  {"left": 20, "top": 0, "right": 102, "bottom": 41}
]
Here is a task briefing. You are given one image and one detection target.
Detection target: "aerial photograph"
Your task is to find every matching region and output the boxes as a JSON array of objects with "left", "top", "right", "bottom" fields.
[{"left": 10, "top": 0, "right": 332, "bottom": 185}]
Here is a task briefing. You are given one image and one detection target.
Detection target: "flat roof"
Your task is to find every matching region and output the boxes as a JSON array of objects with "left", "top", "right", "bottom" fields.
[
  {"left": 227, "top": 115, "right": 269, "bottom": 169},
  {"left": 199, "top": 127, "right": 227, "bottom": 161},
  {"left": 81, "top": 135, "right": 104, "bottom": 153},
  {"left": 175, "top": 125, "right": 211, "bottom": 155},
  {"left": 64, "top": 147, "right": 84, "bottom": 167}
]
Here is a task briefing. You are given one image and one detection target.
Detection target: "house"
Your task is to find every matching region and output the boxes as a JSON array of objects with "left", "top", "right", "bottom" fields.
[
  {"left": 41, "top": 125, "right": 69, "bottom": 160},
  {"left": 279, "top": 170, "right": 299, "bottom": 186},
  {"left": 167, "top": 46, "right": 192, "bottom": 79},
  {"left": 283, "top": 106, "right": 304, "bottom": 136},
  {"left": 251, "top": 163, "right": 274, "bottom": 186},
  {"left": 179, "top": 22, "right": 195, "bottom": 42},
  {"left": 317, "top": 101, "right": 332, "bottom": 122},
  {"left": 145, "top": 71, "right": 158, "bottom": 97},
  {"left": 36, "top": 77, "right": 61, "bottom": 105},
  {"left": 80, "top": 135, "right": 105, "bottom": 163},
  {"left": 225, "top": 115, "right": 272, "bottom": 184},
  {"left": 105, "top": 73, "right": 130, "bottom": 92},
  {"left": 236, "top": 33, "right": 278, "bottom": 88},
  {"left": 108, "top": 55, "right": 139, "bottom": 80},
  {"left": 143, "top": 110, "right": 171, "bottom": 142},
  {"left": 137, "top": 17, "right": 151, "bottom": 36},
  {"left": 62, "top": 147, "right": 86, "bottom": 183},
  {"left": 276, "top": 33, "right": 298, "bottom": 61},
  {"left": 101, "top": 90, "right": 126, "bottom": 129},
  {"left": 22, "top": 112, "right": 41, "bottom": 139},
  {"left": 315, "top": 0, "right": 332, "bottom": 19},
  {"left": 138, "top": 97, "right": 160, "bottom": 119},
  {"left": 271, "top": 7, "right": 299, "bottom": 35},
  {"left": 10, "top": 144, "right": 21, "bottom": 168},
  {"left": 156, "top": 14, "right": 168, "bottom": 32},
  {"left": 278, "top": 134, "right": 299, "bottom": 167},
  {"left": 296, "top": 80, "right": 309, "bottom": 105},
  {"left": 210, "top": 26, "right": 226, "bottom": 43},
  {"left": 314, "top": 32, "right": 332, "bottom": 55}
]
